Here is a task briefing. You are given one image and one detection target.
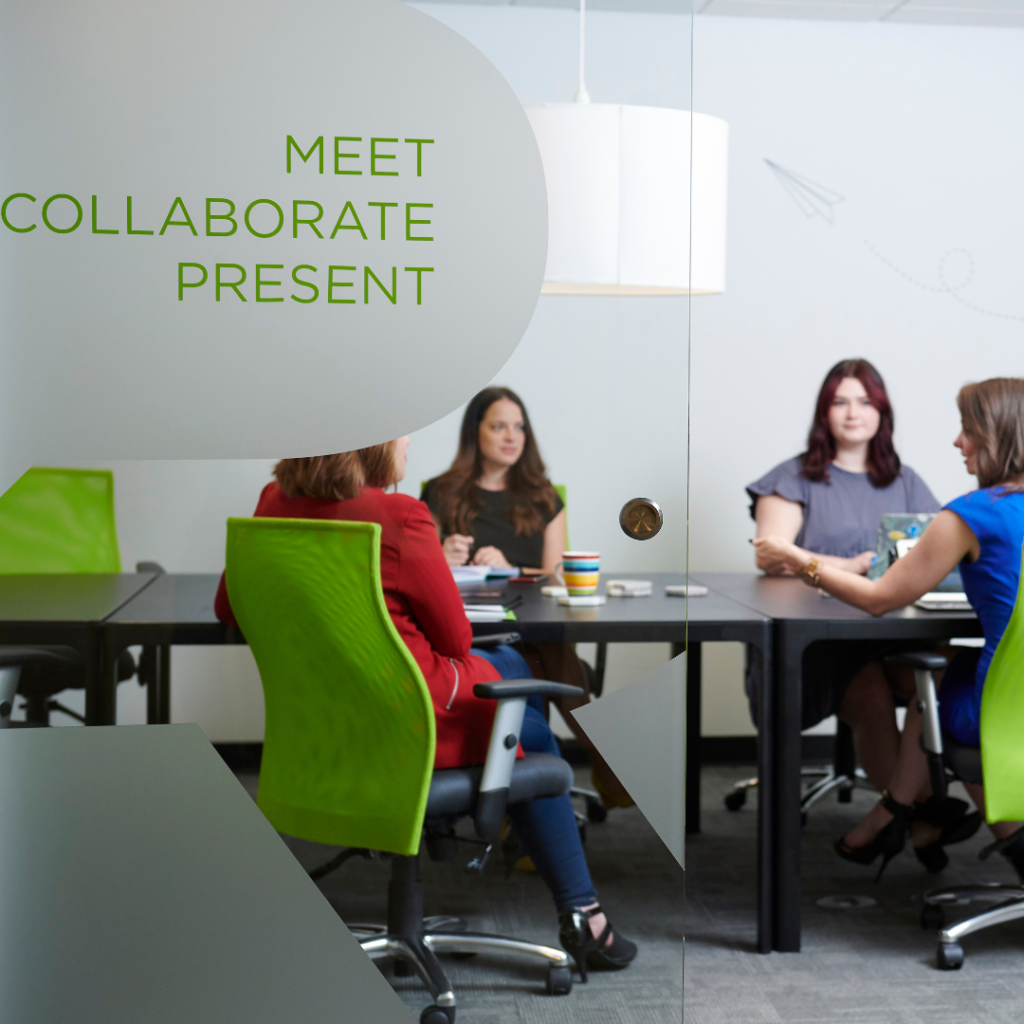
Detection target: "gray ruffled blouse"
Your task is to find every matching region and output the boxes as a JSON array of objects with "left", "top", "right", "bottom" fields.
[{"left": 746, "top": 456, "right": 940, "bottom": 559}]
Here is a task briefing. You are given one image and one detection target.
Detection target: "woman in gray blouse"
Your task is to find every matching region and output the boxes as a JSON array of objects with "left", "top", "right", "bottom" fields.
[{"left": 747, "top": 359, "right": 941, "bottom": 812}]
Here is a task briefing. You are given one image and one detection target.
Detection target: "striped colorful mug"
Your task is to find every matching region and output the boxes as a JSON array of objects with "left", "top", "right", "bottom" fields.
[{"left": 556, "top": 551, "right": 601, "bottom": 596}]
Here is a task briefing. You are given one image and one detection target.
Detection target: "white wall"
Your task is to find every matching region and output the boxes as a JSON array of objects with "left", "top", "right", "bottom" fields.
[{"left": 35, "top": 9, "right": 1024, "bottom": 741}]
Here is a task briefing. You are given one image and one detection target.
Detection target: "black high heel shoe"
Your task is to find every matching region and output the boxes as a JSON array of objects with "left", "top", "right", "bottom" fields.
[
  {"left": 912, "top": 796, "right": 984, "bottom": 874},
  {"left": 558, "top": 906, "right": 637, "bottom": 982},
  {"left": 834, "top": 790, "right": 913, "bottom": 881}
]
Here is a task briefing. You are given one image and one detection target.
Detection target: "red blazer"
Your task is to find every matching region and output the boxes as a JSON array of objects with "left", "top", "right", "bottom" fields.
[{"left": 214, "top": 483, "right": 504, "bottom": 769}]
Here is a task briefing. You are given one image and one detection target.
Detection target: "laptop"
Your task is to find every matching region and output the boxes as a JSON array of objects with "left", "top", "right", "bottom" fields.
[{"left": 867, "top": 513, "right": 970, "bottom": 610}]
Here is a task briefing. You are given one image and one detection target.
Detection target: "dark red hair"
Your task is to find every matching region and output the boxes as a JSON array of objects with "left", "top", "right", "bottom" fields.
[{"left": 802, "top": 359, "right": 900, "bottom": 488}]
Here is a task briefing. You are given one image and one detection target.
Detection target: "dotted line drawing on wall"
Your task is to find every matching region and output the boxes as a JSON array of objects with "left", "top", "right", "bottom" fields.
[
  {"left": 765, "top": 158, "right": 1023, "bottom": 323},
  {"left": 864, "top": 242, "right": 1024, "bottom": 323},
  {"left": 764, "top": 160, "right": 844, "bottom": 223}
]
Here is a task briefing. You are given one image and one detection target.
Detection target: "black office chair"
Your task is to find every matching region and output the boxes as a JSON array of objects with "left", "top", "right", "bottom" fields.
[
  {"left": 725, "top": 719, "right": 875, "bottom": 823},
  {"left": 888, "top": 651, "right": 1024, "bottom": 971}
]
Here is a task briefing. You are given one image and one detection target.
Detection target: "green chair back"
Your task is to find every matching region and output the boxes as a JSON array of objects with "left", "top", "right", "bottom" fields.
[
  {"left": 225, "top": 517, "right": 436, "bottom": 855},
  {"left": 554, "top": 484, "right": 568, "bottom": 550},
  {"left": 0, "top": 467, "right": 122, "bottom": 574},
  {"left": 979, "top": 544, "right": 1024, "bottom": 822}
]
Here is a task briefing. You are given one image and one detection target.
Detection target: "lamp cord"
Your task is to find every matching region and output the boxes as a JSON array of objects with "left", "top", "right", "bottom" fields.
[{"left": 574, "top": 0, "right": 590, "bottom": 104}]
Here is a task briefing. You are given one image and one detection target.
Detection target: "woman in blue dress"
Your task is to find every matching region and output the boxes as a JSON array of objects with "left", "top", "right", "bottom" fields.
[{"left": 754, "top": 377, "right": 1024, "bottom": 881}]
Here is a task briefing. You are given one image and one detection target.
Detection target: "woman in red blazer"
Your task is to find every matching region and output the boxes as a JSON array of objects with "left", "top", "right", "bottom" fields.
[{"left": 214, "top": 437, "right": 636, "bottom": 979}]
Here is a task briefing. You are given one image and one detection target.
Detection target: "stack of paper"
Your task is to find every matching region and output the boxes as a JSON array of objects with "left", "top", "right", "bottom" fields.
[
  {"left": 463, "top": 604, "right": 511, "bottom": 622},
  {"left": 451, "top": 566, "right": 490, "bottom": 584},
  {"left": 915, "top": 592, "right": 971, "bottom": 611}
]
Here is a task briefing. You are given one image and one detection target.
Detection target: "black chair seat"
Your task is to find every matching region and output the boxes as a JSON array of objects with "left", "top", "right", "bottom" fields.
[
  {"left": 942, "top": 730, "right": 983, "bottom": 786},
  {"left": 426, "top": 752, "right": 574, "bottom": 817}
]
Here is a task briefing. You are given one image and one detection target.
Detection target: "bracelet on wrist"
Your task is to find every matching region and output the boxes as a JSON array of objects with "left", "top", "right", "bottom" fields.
[{"left": 799, "top": 557, "right": 823, "bottom": 585}]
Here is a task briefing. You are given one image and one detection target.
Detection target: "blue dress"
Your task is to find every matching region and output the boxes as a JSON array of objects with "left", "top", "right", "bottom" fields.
[{"left": 941, "top": 487, "right": 1024, "bottom": 746}]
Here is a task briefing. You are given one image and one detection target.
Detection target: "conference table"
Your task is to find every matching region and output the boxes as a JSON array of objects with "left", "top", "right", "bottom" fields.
[
  {"left": 98, "top": 570, "right": 775, "bottom": 949},
  {"left": 0, "top": 723, "right": 410, "bottom": 1023},
  {"left": 692, "top": 572, "right": 982, "bottom": 953},
  {"left": 0, "top": 572, "right": 159, "bottom": 724},
  {"left": 3, "top": 569, "right": 977, "bottom": 954}
]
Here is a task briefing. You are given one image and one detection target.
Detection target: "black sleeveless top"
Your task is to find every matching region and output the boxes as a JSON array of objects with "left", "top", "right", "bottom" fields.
[{"left": 420, "top": 480, "right": 563, "bottom": 570}]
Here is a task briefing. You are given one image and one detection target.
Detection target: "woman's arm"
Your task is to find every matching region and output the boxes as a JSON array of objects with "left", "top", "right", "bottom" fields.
[
  {"left": 753, "top": 510, "right": 978, "bottom": 616},
  {"left": 430, "top": 511, "right": 473, "bottom": 567},
  {"left": 754, "top": 495, "right": 875, "bottom": 575}
]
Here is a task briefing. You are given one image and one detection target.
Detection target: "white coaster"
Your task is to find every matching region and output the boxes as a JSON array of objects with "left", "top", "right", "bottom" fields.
[
  {"left": 541, "top": 585, "right": 569, "bottom": 598},
  {"left": 557, "top": 595, "right": 607, "bottom": 607},
  {"left": 664, "top": 585, "right": 709, "bottom": 597}
]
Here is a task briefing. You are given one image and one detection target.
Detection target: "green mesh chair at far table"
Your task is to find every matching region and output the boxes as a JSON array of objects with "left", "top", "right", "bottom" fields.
[
  {"left": 0, "top": 467, "right": 162, "bottom": 726},
  {"left": 890, "top": 551, "right": 1024, "bottom": 970},
  {"left": 225, "top": 516, "right": 585, "bottom": 1024}
]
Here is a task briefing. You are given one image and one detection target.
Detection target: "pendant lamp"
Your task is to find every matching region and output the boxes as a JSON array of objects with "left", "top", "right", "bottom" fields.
[{"left": 524, "top": 2, "right": 728, "bottom": 296}]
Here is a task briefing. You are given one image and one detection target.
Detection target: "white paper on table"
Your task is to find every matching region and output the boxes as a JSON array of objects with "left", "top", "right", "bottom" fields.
[{"left": 451, "top": 566, "right": 490, "bottom": 583}]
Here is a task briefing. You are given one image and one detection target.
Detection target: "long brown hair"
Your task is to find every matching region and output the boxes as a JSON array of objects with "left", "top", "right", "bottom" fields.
[
  {"left": 274, "top": 442, "right": 398, "bottom": 500},
  {"left": 802, "top": 358, "right": 901, "bottom": 488},
  {"left": 432, "top": 387, "right": 557, "bottom": 536},
  {"left": 957, "top": 378, "right": 1024, "bottom": 491}
]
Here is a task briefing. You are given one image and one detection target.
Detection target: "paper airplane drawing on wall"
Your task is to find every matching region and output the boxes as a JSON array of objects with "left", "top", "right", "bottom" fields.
[{"left": 765, "top": 160, "right": 844, "bottom": 223}]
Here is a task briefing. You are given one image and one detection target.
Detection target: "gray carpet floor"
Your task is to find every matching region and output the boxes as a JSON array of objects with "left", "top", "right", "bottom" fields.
[
  {"left": 234, "top": 763, "right": 1024, "bottom": 1023},
  {"left": 235, "top": 768, "right": 684, "bottom": 1024},
  {"left": 686, "top": 764, "right": 1024, "bottom": 1024}
]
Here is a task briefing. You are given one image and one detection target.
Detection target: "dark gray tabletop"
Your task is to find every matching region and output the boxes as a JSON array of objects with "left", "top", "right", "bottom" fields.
[
  {"left": 106, "top": 572, "right": 242, "bottom": 645},
  {"left": 465, "top": 572, "right": 769, "bottom": 644},
  {"left": 107, "top": 572, "right": 768, "bottom": 647},
  {"left": 0, "top": 573, "right": 157, "bottom": 624},
  {"left": 0, "top": 724, "right": 410, "bottom": 1024},
  {"left": 693, "top": 571, "right": 982, "bottom": 638}
]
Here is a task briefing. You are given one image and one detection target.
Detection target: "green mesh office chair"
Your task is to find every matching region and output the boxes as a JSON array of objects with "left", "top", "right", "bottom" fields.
[
  {"left": 225, "top": 516, "right": 583, "bottom": 1024},
  {"left": 0, "top": 467, "right": 156, "bottom": 725},
  {"left": 891, "top": 553, "right": 1024, "bottom": 970}
]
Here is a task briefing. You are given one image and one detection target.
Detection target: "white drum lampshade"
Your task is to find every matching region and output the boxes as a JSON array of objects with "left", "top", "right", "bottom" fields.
[{"left": 524, "top": 103, "right": 728, "bottom": 295}]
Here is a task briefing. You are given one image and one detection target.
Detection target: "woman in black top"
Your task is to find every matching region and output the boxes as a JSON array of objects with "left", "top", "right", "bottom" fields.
[
  {"left": 423, "top": 386, "right": 630, "bottom": 808},
  {"left": 422, "top": 387, "right": 566, "bottom": 573}
]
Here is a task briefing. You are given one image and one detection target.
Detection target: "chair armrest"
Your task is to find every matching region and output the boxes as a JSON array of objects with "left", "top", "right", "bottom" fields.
[
  {"left": 473, "top": 680, "right": 584, "bottom": 701},
  {"left": 885, "top": 651, "right": 948, "bottom": 672},
  {"left": 0, "top": 647, "right": 81, "bottom": 669},
  {"left": 471, "top": 631, "right": 522, "bottom": 648},
  {"left": 136, "top": 561, "right": 167, "bottom": 574},
  {"left": 471, "top": 678, "right": 582, "bottom": 842}
]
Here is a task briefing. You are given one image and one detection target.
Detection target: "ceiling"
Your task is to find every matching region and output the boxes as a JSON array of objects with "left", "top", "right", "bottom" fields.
[{"left": 413, "top": 0, "right": 1024, "bottom": 27}]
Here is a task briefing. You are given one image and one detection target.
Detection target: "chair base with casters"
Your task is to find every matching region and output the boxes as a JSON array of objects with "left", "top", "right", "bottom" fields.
[
  {"left": 311, "top": 750, "right": 577, "bottom": 1023},
  {"left": 886, "top": 651, "right": 1024, "bottom": 971},
  {"left": 724, "top": 720, "right": 875, "bottom": 823}
]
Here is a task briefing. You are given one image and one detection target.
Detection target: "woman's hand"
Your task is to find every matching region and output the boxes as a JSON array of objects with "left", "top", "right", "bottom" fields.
[
  {"left": 849, "top": 550, "right": 876, "bottom": 576},
  {"left": 471, "top": 545, "right": 513, "bottom": 569},
  {"left": 751, "top": 536, "right": 808, "bottom": 576},
  {"left": 442, "top": 534, "right": 473, "bottom": 567}
]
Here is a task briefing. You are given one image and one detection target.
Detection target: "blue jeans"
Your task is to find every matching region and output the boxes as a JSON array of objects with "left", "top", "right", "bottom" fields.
[{"left": 471, "top": 646, "right": 598, "bottom": 911}]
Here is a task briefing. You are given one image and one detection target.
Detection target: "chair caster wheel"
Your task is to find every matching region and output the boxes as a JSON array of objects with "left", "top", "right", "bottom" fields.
[
  {"left": 586, "top": 796, "right": 607, "bottom": 823},
  {"left": 421, "top": 1005, "right": 455, "bottom": 1024},
  {"left": 920, "top": 905, "right": 945, "bottom": 930},
  {"left": 547, "top": 964, "right": 573, "bottom": 995},
  {"left": 937, "top": 942, "right": 964, "bottom": 970},
  {"left": 838, "top": 786, "right": 853, "bottom": 804},
  {"left": 724, "top": 790, "right": 746, "bottom": 811},
  {"left": 800, "top": 811, "right": 808, "bottom": 828}
]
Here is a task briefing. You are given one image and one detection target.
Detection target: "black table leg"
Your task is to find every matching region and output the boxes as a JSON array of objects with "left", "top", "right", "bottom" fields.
[
  {"left": 755, "top": 623, "right": 774, "bottom": 955},
  {"left": 683, "top": 641, "right": 702, "bottom": 835},
  {"left": 86, "top": 628, "right": 117, "bottom": 725},
  {"left": 143, "top": 644, "right": 172, "bottom": 725},
  {"left": 772, "top": 622, "right": 813, "bottom": 952}
]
